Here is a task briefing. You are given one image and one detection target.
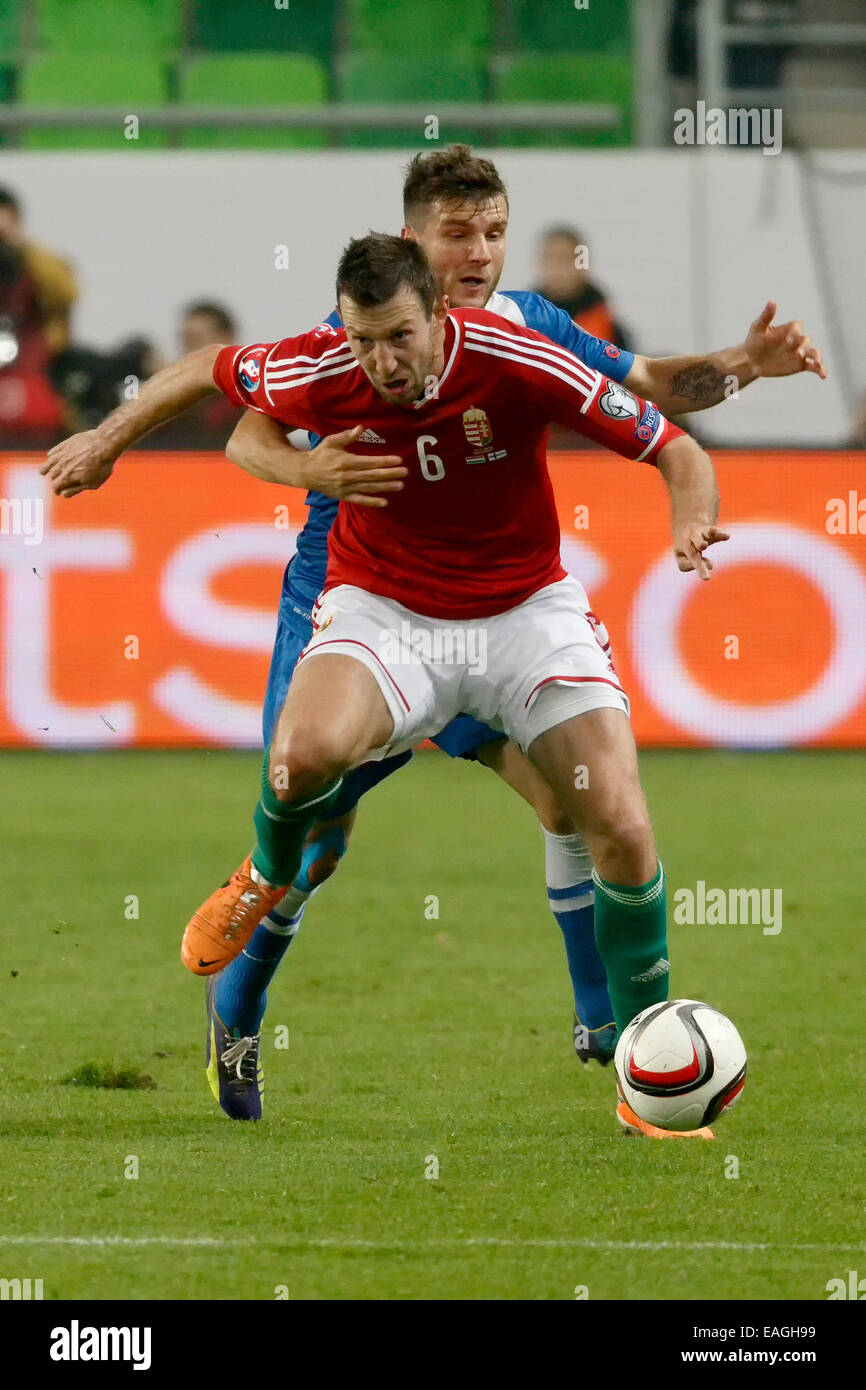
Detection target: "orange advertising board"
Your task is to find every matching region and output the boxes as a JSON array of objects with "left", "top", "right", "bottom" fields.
[{"left": 1, "top": 450, "right": 865, "bottom": 748}]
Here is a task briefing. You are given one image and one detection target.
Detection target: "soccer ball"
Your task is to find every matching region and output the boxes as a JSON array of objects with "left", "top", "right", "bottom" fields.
[{"left": 614, "top": 999, "right": 747, "bottom": 1132}]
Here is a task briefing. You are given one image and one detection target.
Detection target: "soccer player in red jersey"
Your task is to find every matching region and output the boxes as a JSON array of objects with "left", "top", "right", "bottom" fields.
[
  {"left": 181, "top": 233, "right": 727, "bottom": 1133},
  {"left": 41, "top": 148, "right": 827, "bottom": 1123},
  {"left": 188, "top": 149, "right": 826, "bottom": 1098}
]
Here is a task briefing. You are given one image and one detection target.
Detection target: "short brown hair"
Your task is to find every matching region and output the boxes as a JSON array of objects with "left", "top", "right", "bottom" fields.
[
  {"left": 402, "top": 144, "right": 508, "bottom": 225},
  {"left": 336, "top": 232, "right": 437, "bottom": 316}
]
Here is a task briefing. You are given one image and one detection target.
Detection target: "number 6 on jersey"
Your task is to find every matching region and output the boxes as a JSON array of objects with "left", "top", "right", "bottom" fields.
[{"left": 417, "top": 434, "right": 445, "bottom": 481}]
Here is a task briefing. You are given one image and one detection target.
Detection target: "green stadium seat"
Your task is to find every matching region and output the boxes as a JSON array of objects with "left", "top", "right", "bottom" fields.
[
  {"left": 0, "top": 0, "right": 24, "bottom": 61},
  {"left": 190, "top": 0, "right": 338, "bottom": 64},
  {"left": 494, "top": 54, "right": 632, "bottom": 148},
  {"left": 0, "top": 66, "right": 15, "bottom": 145},
  {"left": 180, "top": 55, "right": 328, "bottom": 149},
  {"left": 36, "top": 0, "right": 180, "bottom": 55},
  {"left": 339, "top": 53, "right": 486, "bottom": 149},
  {"left": 19, "top": 55, "right": 169, "bottom": 149},
  {"left": 500, "top": 0, "right": 631, "bottom": 54},
  {"left": 349, "top": 0, "right": 492, "bottom": 57}
]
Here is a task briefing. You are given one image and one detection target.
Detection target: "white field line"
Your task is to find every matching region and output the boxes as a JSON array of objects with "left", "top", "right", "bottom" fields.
[
  {"left": 0, "top": 1236, "right": 245, "bottom": 1247},
  {"left": 1, "top": 1235, "right": 865, "bottom": 1253}
]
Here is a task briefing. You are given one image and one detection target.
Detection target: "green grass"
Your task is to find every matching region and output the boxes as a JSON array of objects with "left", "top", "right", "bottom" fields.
[{"left": 1, "top": 749, "right": 864, "bottom": 1300}]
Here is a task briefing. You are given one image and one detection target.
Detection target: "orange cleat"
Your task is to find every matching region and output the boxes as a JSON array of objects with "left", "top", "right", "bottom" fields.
[
  {"left": 181, "top": 855, "right": 289, "bottom": 976},
  {"left": 616, "top": 1100, "right": 715, "bottom": 1140}
]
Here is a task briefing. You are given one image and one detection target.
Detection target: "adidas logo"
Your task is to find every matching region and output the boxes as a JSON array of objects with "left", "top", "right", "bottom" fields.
[
  {"left": 358, "top": 428, "right": 386, "bottom": 443},
  {"left": 630, "top": 958, "right": 670, "bottom": 984}
]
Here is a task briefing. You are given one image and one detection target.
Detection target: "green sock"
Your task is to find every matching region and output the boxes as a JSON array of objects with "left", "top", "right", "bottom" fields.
[
  {"left": 252, "top": 749, "right": 344, "bottom": 886},
  {"left": 591, "top": 862, "right": 669, "bottom": 1034}
]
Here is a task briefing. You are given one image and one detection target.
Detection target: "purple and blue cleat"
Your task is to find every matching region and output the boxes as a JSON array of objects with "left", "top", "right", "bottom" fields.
[
  {"left": 205, "top": 976, "right": 263, "bottom": 1121},
  {"left": 573, "top": 1014, "right": 618, "bottom": 1066}
]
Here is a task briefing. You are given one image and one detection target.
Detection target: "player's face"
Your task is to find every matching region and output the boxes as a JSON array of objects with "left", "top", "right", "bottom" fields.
[
  {"left": 407, "top": 197, "right": 508, "bottom": 308},
  {"left": 181, "top": 311, "right": 224, "bottom": 355},
  {"left": 539, "top": 234, "right": 585, "bottom": 300},
  {"left": 340, "top": 288, "right": 447, "bottom": 407},
  {"left": 0, "top": 206, "right": 21, "bottom": 243}
]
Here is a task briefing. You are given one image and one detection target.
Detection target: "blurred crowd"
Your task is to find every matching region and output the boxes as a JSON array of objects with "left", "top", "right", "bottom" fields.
[
  {"left": 0, "top": 182, "right": 638, "bottom": 455},
  {"left": 1, "top": 179, "right": 862, "bottom": 453},
  {"left": 0, "top": 184, "right": 243, "bottom": 451}
]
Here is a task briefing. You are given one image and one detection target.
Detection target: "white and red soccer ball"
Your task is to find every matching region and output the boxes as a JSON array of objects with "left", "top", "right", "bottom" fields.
[{"left": 615, "top": 1000, "right": 747, "bottom": 1132}]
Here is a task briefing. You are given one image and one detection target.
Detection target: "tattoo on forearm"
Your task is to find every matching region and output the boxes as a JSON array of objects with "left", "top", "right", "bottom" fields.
[{"left": 669, "top": 362, "right": 727, "bottom": 404}]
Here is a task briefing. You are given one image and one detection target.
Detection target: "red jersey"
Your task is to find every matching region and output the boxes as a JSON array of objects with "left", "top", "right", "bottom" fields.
[{"left": 213, "top": 307, "right": 683, "bottom": 619}]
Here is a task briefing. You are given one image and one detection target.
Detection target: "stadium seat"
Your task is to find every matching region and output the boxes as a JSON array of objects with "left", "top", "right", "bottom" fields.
[
  {"left": 36, "top": 0, "right": 180, "bottom": 55},
  {"left": 0, "top": 67, "right": 15, "bottom": 145},
  {"left": 494, "top": 54, "right": 632, "bottom": 147},
  {"left": 0, "top": 0, "right": 23, "bottom": 61},
  {"left": 338, "top": 53, "right": 486, "bottom": 148},
  {"left": 499, "top": 0, "right": 631, "bottom": 54},
  {"left": 348, "top": 0, "right": 492, "bottom": 57},
  {"left": 190, "top": 0, "right": 338, "bottom": 64},
  {"left": 19, "top": 56, "right": 169, "bottom": 149},
  {"left": 180, "top": 55, "right": 328, "bottom": 149}
]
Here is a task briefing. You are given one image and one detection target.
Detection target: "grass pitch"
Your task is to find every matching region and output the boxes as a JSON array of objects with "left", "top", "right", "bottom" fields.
[{"left": 1, "top": 748, "right": 863, "bottom": 1301}]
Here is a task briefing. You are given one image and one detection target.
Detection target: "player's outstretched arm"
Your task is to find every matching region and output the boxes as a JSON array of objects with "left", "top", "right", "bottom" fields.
[
  {"left": 225, "top": 410, "right": 311, "bottom": 488},
  {"left": 226, "top": 410, "right": 407, "bottom": 507},
  {"left": 656, "top": 434, "right": 730, "bottom": 581},
  {"left": 510, "top": 318, "right": 730, "bottom": 579},
  {"left": 40, "top": 344, "right": 225, "bottom": 497},
  {"left": 627, "top": 301, "right": 826, "bottom": 415}
]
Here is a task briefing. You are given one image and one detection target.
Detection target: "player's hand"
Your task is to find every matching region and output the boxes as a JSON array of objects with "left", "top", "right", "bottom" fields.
[
  {"left": 40, "top": 430, "right": 116, "bottom": 498},
  {"left": 303, "top": 425, "right": 407, "bottom": 507},
  {"left": 674, "top": 522, "right": 730, "bottom": 580},
  {"left": 744, "top": 301, "right": 826, "bottom": 380}
]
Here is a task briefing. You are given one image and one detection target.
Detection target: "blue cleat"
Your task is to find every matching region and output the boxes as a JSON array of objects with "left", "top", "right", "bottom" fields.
[
  {"left": 205, "top": 976, "right": 263, "bottom": 1121},
  {"left": 573, "top": 1014, "right": 617, "bottom": 1066}
]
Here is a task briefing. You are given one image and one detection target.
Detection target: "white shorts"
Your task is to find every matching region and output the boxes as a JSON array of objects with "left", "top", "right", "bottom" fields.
[{"left": 300, "top": 577, "right": 630, "bottom": 761}]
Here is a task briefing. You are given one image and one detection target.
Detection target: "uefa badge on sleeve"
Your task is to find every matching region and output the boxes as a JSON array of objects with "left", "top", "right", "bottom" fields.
[{"left": 598, "top": 382, "right": 640, "bottom": 423}]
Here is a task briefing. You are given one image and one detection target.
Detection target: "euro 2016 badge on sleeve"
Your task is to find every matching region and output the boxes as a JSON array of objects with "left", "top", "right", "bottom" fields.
[{"left": 238, "top": 348, "right": 266, "bottom": 392}]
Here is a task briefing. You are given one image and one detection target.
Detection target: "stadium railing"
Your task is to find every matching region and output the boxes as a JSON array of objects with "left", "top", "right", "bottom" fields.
[
  {"left": 696, "top": 0, "right": 866, "bottom": 113},
  {"left": 0, "top": 103, "right": 623, "bottom": 139}
]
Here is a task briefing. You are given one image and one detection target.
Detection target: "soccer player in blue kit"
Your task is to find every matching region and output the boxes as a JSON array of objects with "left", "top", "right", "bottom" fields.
[
  {"left": 208, "top": 147, "right": 824, "bottom": 1118},
  {"left": 43, "top": 146, "right": 825, "bottom": 1124}
]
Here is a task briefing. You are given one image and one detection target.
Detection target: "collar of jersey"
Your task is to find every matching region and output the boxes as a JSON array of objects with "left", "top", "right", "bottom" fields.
[{"left": 412, "top": 314, "right": 461, "bottom": 409}]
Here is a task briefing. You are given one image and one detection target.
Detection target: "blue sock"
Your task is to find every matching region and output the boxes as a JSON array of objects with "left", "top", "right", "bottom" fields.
[
  {"left": 544, "top": 830, "right": 615, "bottom": 1031},
  {"left": 214, "top": 824, "right": 348, "bottom": 1035},
  {"left": 214, "top": 906, "right": 302, "bottom": 1035}
]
